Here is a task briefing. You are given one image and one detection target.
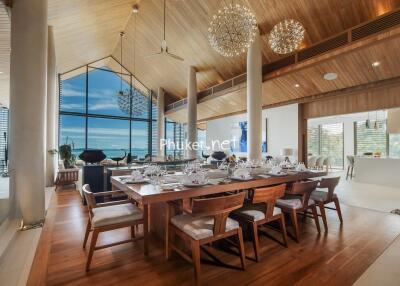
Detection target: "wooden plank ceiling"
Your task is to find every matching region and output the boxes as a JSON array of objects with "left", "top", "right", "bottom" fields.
[
  {"left": 1, "top": 0, "right": 400, "bottom": 109},
  {"left": 111, "top": 0, "right": 400, "bottom": 104},
  {"left": 166, "top": 27, "right": 400, "bottom": 123}
]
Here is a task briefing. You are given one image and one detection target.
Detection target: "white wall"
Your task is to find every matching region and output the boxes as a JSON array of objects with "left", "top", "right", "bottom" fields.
[{"left": 206, "top": 103, "right": 299, "bottom": 158}]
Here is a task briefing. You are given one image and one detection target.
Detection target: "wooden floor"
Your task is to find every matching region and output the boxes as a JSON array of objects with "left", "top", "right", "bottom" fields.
[{"left": 28, "top": 189, "right": 400, "bottom": 286}]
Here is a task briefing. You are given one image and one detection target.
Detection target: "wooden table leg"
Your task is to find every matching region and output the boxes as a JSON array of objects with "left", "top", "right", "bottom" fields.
[{"left": 143, "top": 204, "right": 149, "bottom": 256}]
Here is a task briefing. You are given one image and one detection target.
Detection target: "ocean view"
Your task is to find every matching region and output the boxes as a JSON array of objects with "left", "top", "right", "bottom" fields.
[{"left": 71, "top": 148, "right": 148, "bottom": 160}]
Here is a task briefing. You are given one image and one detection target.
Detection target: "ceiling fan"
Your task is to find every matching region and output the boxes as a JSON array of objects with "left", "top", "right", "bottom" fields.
[{"left": 145, "top": 0, "right": 184, "bottom": 61}]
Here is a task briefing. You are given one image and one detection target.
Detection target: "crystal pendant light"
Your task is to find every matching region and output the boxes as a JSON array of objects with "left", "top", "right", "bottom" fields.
[
  {"left": 268, "top": 19, "right": 305, "bottom": 55},
  {"left": 208, "top": 2, "right": 258, "bottom": 57}
]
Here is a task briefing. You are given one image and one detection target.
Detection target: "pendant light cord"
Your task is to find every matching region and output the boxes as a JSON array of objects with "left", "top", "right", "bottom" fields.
[
  {"left": 163, "top": 0, "right": 166, "bottom": 41},
  {"left": 120, "top": 32, "right": 123, "bottom": 91}
]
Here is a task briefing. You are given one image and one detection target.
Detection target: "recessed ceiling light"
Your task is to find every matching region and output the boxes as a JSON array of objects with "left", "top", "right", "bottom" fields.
[
  {"left": 324, "top": 72, "right": 338, "bottom": 81},
  {"left": 294, "top": 84, "right": 300, "bottom": 88},
  {"left": 372, "top": 61, "right": 380, "bottom": 67}
]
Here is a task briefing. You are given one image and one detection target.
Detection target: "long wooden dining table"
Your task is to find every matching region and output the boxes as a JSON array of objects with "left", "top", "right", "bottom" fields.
[{"left": 111, "top": 170, "right": 327, "bottom": 256}]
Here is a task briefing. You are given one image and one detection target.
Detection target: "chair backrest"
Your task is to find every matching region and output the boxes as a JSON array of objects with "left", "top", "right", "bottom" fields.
[
  {"left": 251, "top": 184, "right": 286, "bottom": 219},
  {"left": 290, "top": 180, "right": 319, "bottom": 209},
  {"left": 316, "top": 156, "right": 325, "bottom": 166},
  {"left": 308, "top": 156, "right": 317, "bottom": 167},
  {"left": 191, "top": 192, "right": 245, "bottom": 235},
  {"left": 318, "top": 177, "right": 340, "bottom": 201},
  {"left": 82, "top": 184, "right": 96, "bottom": 211},
  {"left": 346, "top": 155, "right": 354, "bottom": 166}
]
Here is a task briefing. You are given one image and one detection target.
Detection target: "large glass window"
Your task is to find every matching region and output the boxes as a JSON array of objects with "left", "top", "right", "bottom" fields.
[
  {"left": 59, "top": 115, "right": 86, "bottom": 157},
  {"left": 131, "top": 121, "right": 149, "bottom": 160},
  {"left": 88, "top": 68, "right": 131, "bottom": 117},
  {"left": 307, "top": 123, "right": 344, "bottom": 168},
  {"left": 87, "top": 118, "right": 130, "bottom": 158},
  {"left": 355, "top": 120, "right": 387, "bottom": 156},
  {"left": 60, "top": 70, "right": 86, "bottom": 113},
  {"left": 58, "top": 57, "right": 155, "bottom": 160},
  {"left": 320, "top": 123, "right": 344, "bottom": 168},
  {"left": 307, "top": 125, "right": 320, "bottom": 156},
  {"left": 389, "top": 134, "right": 400, "bottom": 157}
]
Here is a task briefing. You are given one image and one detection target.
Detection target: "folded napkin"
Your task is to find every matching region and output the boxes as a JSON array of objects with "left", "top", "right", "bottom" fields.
[
  {"left": 182, "top": 172, "right": 207, "bottom": 185},
  {"left": 130, "top": 170, "right": 145, "bottom": 181},
  {"left": 270, "top": 166, "right": 283, "bottom": 175},
  {"left": 295, "top": 163, "right": 308, "bottom": 172},
  {"left": 233, "top": 168, "right": 251, "bottom": 179}
]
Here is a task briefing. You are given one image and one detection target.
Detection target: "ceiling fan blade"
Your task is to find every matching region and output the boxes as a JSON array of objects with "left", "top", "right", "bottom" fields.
[
  {"left": 144, "top": 52, "right": 163, "bottom": 59},
  {"left": 166, "top": 52, "right": 184, "bottom": 61}
]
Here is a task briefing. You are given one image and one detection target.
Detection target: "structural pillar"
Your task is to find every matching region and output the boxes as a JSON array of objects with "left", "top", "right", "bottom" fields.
[
  {"left": 9, "top": 0, "right": 47, "bottom": 227},
  {"left": 246, "top": 30, "right": 262, "bottom": 161},
  {"left": 187, "top": 66, "right": 197, "bottom": 159},
  {"left": 46, "top": 25, "right": 56, "bottom": 187},
  {"left": 157, "top": 87, "right": 165, "bottom": 158}
]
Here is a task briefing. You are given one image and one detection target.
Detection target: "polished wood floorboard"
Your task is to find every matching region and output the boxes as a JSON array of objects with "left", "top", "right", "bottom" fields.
[{"left": 28, "top": 189, "right": 400, "bottom": 286}]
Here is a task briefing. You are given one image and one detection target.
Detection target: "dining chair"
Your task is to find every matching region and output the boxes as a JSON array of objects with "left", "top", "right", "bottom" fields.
[
  {"left": 307, "top": 156, "right": 317, "bottom": 169},
  {"left": 82, "top": 184, "right": 146, "bottom": 271},
  {"left": 167, "top": 192, "right": 246, "bottom": 286},
  {"left": 230, "top": 184, "right": 288, "bottom": 262},
  {"left": 275, "top": 180, "right": 320, "bottom": 242},
  {"left": 346, "top": 155, "right": 355, "bottom": 180},
  {"left": 315, "top": 156, "right": 325, "bottom": 170},
  {"left": 323, "top": 156, "right": 334, "bottom": 171},
  {"left": 310, "top": 177, "right": 342, "bottom": 231},
  {"left": 54, "top": 168, "right": 79, "bottom": 192}
]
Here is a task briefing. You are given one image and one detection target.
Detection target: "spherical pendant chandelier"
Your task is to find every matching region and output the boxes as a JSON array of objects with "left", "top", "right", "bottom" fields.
[
  {"left": 268, "top": 19, "right": 305, "bottom": 55},
  {"left": 208, "top": 3, "right": 258, "bottom": 57}
]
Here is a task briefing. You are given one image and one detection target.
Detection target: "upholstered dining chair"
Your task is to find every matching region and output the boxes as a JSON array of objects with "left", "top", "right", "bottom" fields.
[
  {"left": 315, "top": 156, "right": 325, "bottom": 170},
  {"left": 82, "top": 184, "right": 146, "bottom": 271},
  {"left": 167, "top": 192, "right": 246, "bottom": 286},
  {"left": 307, "top": 156, "right": 317, "bottom": 169},
  {"left": 275, "top": 180, "right": 320, "bottom": 242},
  {"left": 230, "top": 184, "right": 288, "bottom": 262},
  {"left": 346, "top": 155, "right": 355, "bottom": 180},
  {"left": 310, "top": 177, "right": 342, "bottom": 231}
]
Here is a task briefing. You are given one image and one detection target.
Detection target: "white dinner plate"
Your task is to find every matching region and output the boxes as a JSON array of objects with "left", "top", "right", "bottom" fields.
[
  {"left": 231, "top": 176, "right": 253, "bottom": 181},
  {"left": 267, "top": 172, "right": 287, "bottom": 177},
  {"left": 182, "top": 182, "right": 208, "bottom": 187}
]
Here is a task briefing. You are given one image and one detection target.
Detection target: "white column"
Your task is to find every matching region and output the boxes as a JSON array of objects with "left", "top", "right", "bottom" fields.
[
  {"left": 187, "top": 66, "right": 197, "bottom": 159},
  {"left": 46, "top": 25, "right": 56, "bottom": 187},
  {"left": 157, "top": 87, "right": 165, "bottom": 158},
  {"left": 246, "top": 30, "right": 262, "bottom": 161},
  {"left": 9, "top": 0, "right": 47, "bottom": 227}
]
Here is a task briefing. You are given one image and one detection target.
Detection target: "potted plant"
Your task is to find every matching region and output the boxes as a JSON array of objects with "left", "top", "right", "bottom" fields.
[{"left": 59, "top": 137, "right": 76, "bottom": 169}]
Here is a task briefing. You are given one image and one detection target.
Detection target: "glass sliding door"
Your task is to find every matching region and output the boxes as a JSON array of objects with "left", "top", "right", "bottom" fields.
[
  {"left": 307, "top": 122, "right": 344, "bottom": 169},
  {"left": 320, "top": 123, "right": 344, "bottom": 168}
]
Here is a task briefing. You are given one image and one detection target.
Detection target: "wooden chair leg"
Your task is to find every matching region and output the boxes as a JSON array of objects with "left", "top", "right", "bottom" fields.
[
  {"left": 350, "top": 166, "right": 354, "bottom": 179},
  {"left": 290, "top": 210, "right": 300, "bottom": 242},
  {"left": 86, "top": 229, "right": 99, "bottom": 271},
  {"left": 346, "top": 166, "right": 350, "bottom": 180},
  {"left": 191, "top": 240, "right": 201, "bottom": 286},
  {"left": 251, "top": 222, "right": 260, "bottom": 262},
  {"left": 278, "top": 215, "right": 288, "bottom": 247},
  {"left": 131, "top": 226, "right": 136, "bottom": 238},
  {"left": 311, "top": 205, "right": 321, "bottom": 233},
  {"left": 333, "top": 197, "right": 343, "bottom": 223},
  {"left": 237, "top": 228, "right": 246, "bottom": 270},
  {"left": 143, "top": 204, "right": 149, "bottom": 256},
  {"left": 318, "top": 202, "right": 328, "bottom": 231},
  {"left": 166, "top": 224, "right": 173, "bottom": 260},
  {"left": 83, "top": 219, "right": 91, "bottom": 249}
]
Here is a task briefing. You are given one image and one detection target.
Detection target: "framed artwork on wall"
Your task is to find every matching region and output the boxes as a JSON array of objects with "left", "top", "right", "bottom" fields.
[{"left": 230, "top": 118, "right": 267, "bottom": 153}]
